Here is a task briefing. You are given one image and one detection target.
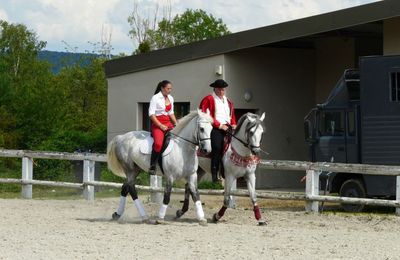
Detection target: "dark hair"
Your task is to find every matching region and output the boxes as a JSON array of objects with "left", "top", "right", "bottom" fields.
[{"left": 154, "top": 80, "right": 172, "bottom": 95}]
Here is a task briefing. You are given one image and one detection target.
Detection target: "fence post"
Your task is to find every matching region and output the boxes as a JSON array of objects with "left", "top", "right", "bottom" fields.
[
  {"left": 150, "top": 175, "right": 163, "bottom": 203},
  {"left": 396, "top": 176, "right": 400, "bottom": 216},
  {"left": 228, "top": 178, "right": 237, "bottom": 209},
  {"left": 21, "top": 157, "right": 33, "bottom": 199},
  {"left": 83, "top": 160, "right": 95, "bottom": 201},
  {"left": 305, "top": 169, "right": 319, "bottom": 213}
]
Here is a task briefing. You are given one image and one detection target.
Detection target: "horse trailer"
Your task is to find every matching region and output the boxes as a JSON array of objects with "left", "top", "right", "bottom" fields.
[{"left": 304, "top": 55, "right": 400, "bottom": 212}]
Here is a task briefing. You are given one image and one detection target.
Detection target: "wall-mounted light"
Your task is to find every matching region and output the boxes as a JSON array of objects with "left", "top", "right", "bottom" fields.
[
  {"left": 215, "top": 65, "right": 223, "bottom": 76},
  {"left": 244, "top": 91, "right": 252, "bottom": 102}
]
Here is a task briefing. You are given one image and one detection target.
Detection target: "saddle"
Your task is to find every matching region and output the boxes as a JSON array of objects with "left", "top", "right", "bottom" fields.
[
  {"left": 139, "top": 132, "right": 173, "bottom": 156},
  {"left": 139, "top": 132, "right": 174, "bottom": 174}
]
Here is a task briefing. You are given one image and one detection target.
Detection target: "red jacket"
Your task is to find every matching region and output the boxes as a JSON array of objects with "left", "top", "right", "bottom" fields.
[{"left": 200, "top": 94, "right": 236, "bottom": 128}]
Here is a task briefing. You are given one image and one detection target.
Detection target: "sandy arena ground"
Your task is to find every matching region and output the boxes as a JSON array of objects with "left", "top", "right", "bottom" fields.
[{"left": 1, "top": 194, "right": 400, "bottom": 260}]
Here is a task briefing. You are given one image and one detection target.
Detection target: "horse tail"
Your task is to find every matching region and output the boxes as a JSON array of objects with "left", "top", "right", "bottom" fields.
[{"left": 107, "top": 138, "right": 126, "bottom": 178}]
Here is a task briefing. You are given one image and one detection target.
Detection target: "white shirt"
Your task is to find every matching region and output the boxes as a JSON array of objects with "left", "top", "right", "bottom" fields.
[
  {"left": 148, "top": 92, "right": 174, "bottom": 116},
  {"left": 212, "top": 92, "right": 231, "bottom": 124}
]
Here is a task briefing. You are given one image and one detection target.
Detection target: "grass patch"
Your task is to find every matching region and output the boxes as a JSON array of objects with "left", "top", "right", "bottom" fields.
[
  {"left": 0, "top": 162, "right": 21, "bottom": 193},
  {"left": 198, "top": 181, "right": 223, "bottom": 190}
]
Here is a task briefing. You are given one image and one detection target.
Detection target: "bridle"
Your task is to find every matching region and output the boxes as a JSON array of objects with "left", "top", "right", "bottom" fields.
[
  {"left": 226, "top": 120, "right": 263, "bottom": 149},
  {"left": 226, "top": 117, "right": 269, "bottom": 156},
  {"left": 169, "top": 117, "right": 211, "bottom": 148}
]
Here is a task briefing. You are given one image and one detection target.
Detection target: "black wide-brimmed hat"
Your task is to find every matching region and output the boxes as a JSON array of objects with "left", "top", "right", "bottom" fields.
[{"left": 210, "top": 79, "right": 228, "bottom": 88}]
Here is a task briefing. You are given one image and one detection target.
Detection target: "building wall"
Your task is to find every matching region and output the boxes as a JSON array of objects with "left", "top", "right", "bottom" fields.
[
  {"left": 384, "top": 17, "right": 400, "bottom": 55},
  {"left": 107, "top": 55, "right": 225, "bottom": 142},
  {"left": 224, "top": 47, "right": 316, "bottom": 188},
  {"left": 315, "top": 37, "right": 356, "bottom": 103}
]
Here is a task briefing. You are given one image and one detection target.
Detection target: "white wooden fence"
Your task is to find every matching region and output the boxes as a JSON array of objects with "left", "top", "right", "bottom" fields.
[{"left": 1, "top": 149, "right": 399, "bottom": 215}]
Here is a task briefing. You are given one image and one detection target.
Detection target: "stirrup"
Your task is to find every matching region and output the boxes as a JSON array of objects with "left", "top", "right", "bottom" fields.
[{"left": 148, "top": 167, "right": 156, "bottom": 175}]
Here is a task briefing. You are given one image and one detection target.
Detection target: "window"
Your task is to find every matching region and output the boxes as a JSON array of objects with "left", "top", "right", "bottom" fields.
[
  {"left": 141, "top": 102, "right": 190, "bottom": 131},
  {"left": 319, "top": 111, "right": 345, "bottom": 136},
  {"left": 390, "top": 72, "right": 400, "bottom": 102},
  {"left": 348, "top": 111, "right": 356, "bottom": 137}
]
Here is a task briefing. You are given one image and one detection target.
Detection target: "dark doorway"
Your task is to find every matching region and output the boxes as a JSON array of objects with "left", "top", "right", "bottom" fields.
[{"left": 141, "top": 102, "right": 190, "bottom": 131}]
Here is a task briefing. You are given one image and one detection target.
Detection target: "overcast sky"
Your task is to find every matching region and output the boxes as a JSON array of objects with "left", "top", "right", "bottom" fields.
[{"left": 0, "top": 0, "right": 381, "bottom": 55}]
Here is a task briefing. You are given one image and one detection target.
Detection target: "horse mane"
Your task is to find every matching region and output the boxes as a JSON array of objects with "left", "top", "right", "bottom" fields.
[
  {"left": 171, "top": 110, "right": 213, "bottom": 134},
  {"left": 234, "top": 113, "right": 264, "bottom": 134}
]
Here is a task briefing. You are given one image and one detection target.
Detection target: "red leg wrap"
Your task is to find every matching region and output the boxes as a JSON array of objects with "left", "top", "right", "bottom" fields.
[{"left": 253, "top": 205, "right": 261, "bottom": 220}]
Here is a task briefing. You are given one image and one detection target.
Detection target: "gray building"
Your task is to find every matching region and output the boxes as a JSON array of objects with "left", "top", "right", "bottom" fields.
[{"left": 105, "top": 0, "right": 400, "bottom": 189}]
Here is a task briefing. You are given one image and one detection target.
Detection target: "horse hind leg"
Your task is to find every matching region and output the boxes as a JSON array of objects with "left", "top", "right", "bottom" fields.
[
  {"left": 246, "top": 173, "right": 267, "bottom": 226},
  {"left": 112, "top": 182, "right": 131, "bottom": 220},
  {"left": 176, "top": 183, "right": 190, "bottom": 219},
  {"left": 112, "top": 167, "right": 149, "bottom": 223}
]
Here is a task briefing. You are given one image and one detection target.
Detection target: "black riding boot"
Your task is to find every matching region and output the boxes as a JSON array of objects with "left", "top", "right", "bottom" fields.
[
  {"left": 211, "top": 167, "right": 219, "bottom": 183},
  {"left": 149, "top": 150, "right": 160, "bottom": 175}
]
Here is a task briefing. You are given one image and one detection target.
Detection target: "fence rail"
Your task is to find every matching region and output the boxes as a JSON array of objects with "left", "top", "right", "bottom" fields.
[{"left": 1, "top": 149, "right": 399, "bottom": 215}]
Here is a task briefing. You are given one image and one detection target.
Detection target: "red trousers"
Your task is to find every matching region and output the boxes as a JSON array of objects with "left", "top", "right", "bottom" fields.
[{"left": 151, "top": 115, "right": 173, "bottom": 152}]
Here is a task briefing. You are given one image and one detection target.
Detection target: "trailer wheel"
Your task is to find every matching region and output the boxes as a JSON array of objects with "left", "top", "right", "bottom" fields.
[{"left": 339, "top": 178, "right": 366, "bottom": 212}]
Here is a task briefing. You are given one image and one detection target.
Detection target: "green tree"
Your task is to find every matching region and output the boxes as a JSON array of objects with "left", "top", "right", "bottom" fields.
[
  {"left": 0, "top": 20, "right": 58, "bottom": 149},
  {"left": 166, "top": 9, "right": 230, "bottom": 46},
  {"left": 0, "top": 21, "right": 108, "bottom": 181},
  {"left": 36, "top": 56, "right": 107, "bottom": 153},
  {"left": 128, "top": 8, "right": 230, "bottom": 54}
]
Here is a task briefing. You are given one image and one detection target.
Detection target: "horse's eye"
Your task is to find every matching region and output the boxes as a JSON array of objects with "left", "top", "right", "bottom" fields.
[{"left": 200, "top": 128, "right": 205, "bottom": 133}]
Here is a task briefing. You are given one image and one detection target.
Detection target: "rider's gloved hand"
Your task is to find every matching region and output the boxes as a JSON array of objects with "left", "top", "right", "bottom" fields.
[{"left": 219, "top": 124, "right": 229, "bottom": 131}]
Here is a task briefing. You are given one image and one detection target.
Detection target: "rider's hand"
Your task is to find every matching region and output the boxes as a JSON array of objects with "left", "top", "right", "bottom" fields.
[
  {"left": 231, "top": 125, "right": 237, "bottom": 130},
  {"left": 160, "top": 124, "right": 168, "bottom": 131},
  {"left": 220, "top": 124, "right": 229, "bottom": 131}
]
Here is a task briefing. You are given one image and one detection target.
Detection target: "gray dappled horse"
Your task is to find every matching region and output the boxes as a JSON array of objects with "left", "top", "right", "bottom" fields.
[
  {"left": 176, "top": 112, "right": 268, "bottom": 225},
  {"left": 107, "top": 110, "right": 213, "bottom": 225}
]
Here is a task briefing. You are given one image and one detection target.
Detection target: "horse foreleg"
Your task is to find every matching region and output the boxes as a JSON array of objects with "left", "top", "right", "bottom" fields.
[
  {"left": 187, "top": 174, "right": 207, "bottom": 225},
  {"left": 247, "top": 173, "right": 267, "bottom": 226},
  {"left": 213, "top": 176, "right": 234, "bottom": 223},
  {"left": 157, "top": 178, "right": 173, "bottom": 223},
  {"left": 176, "top": 183, "right": 190, "bottom": 219}
]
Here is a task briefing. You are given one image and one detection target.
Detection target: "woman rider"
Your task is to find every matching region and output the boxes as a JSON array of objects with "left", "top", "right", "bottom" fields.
[{"left": 148, "top": 80, "right": 177, "bottom": 175}]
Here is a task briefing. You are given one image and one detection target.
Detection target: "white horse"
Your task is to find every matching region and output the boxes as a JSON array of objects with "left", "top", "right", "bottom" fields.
[
  {"left": 107, "top": 110, "right": 214, "bottom": 225},
  {"left": 176, "top": 112, "right": 267, "bottom": 225}
]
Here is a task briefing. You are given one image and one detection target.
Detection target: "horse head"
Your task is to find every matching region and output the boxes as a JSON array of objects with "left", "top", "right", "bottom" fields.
[
  {"left": 234, "top": 112, "right": 266, "bottom": 155},
  {"left": 196, "top": 109, "right": 213, "bottom": 154}
]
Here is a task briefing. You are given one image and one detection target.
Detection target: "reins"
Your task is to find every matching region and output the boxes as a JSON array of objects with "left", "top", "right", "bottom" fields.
[{"left": 169, "top": 116, "right": 211, "bottom": 147}]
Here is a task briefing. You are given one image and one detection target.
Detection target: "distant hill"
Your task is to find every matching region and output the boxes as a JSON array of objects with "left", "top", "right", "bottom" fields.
[{"left": 38, "top": 50, "right": 98, "bottom": 74}]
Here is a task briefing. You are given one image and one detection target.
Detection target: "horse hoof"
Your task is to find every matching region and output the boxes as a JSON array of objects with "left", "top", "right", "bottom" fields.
[
  {"left": 112, "top": 212, "right": 121, "bottom": 220},
  {"left": 258, "top": 220, "right": 268, "bottom": 226},
  {"left": 199, "top": 219, "right": 208, "bottom": 226},
  {"left": 155, "top": 218, "right": 166, "bottom": 225},
  {"left": 142, "top": 218, "right": 152, "bottom": 224},
  {"left": 212, "top": 213, "right": 219, "bottom": 223},
  {"left": 175, "top": 209, "right": 184, "bottom": 219}
]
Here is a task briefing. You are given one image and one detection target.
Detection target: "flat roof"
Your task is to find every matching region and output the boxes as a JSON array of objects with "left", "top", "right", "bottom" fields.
[{"left": 105, "top": 0, "right": 400, "bottom": 78}]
